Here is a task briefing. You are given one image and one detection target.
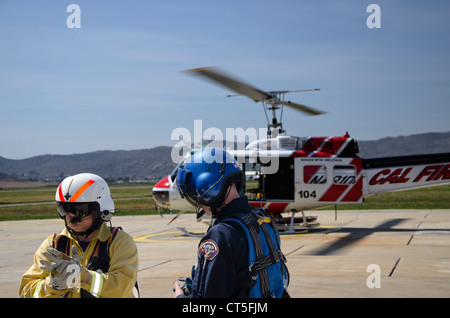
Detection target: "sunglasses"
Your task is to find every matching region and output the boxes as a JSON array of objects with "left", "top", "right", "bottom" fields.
[{"left": 57, "top": 202, "right": 100, "bottom": 218}]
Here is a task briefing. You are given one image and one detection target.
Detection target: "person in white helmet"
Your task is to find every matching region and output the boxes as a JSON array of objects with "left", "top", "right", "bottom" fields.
[{"left": 19, "top": 173, "right": 139, "bottom": 298}]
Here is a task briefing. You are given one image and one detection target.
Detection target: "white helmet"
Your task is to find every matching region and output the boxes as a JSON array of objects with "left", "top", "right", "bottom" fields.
[{"left": 56, "top": 173, "right": 115, "bottom": 222}]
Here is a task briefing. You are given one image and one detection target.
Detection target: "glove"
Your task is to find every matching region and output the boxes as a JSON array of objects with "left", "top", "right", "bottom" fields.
[{"left": 40, "top": 245, "right": 83, "bottom": 291}]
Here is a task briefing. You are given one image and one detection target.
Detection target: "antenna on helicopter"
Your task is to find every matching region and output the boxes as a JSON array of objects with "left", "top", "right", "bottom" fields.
[{"left": 183, "top": 67, "right": 325, "bottom": 137}]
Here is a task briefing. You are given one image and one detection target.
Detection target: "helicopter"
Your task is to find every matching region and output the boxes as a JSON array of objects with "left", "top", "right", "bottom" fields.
[{"left": 152, "top": 67, "right": 450, "bottom": 233}]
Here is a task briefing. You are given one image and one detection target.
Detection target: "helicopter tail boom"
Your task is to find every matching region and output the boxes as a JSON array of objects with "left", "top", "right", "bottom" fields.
[{"left": 363, "top": 153, "right": 450, "bottom": 195}]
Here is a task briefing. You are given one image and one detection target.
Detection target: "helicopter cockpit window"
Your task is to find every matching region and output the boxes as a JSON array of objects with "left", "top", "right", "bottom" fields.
[
  {"left": 169, "top": 157, "right": 188, "bottom": 183},
  {"left": 333, "top": 165, "right": 356, "bottom": 185},
  {"left": 169, "top": 166, "right": 178, "bottom": 183}
]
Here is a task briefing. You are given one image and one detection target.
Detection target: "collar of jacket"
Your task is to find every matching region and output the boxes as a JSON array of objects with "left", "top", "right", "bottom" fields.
[{"left": 217, "top": 195, "right": 252, "bottom": 220}]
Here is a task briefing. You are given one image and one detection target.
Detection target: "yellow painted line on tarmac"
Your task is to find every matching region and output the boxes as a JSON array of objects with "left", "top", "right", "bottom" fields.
[
  {"left": 134, "top": 231, "right": 199, "bottom": 243},
  {"left": 134, "top": 226, "right": 342, "bottom": 242}
]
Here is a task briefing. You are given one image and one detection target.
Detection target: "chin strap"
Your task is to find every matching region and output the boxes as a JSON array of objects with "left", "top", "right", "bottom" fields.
[{"left": 209, "top": 183, "right": 233, "bottom": 219}]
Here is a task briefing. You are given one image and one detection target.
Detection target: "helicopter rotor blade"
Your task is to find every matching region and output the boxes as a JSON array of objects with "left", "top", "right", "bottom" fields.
[
  {"left": 183, "top": 67, "right": 271, "bottom": 102},
  {"left": 167, "top": 210, "right": 185, "bottom": 225},
  {"left": 184, "top": 67, "right": 326, "bottom": 116},
  {"left": 280, "top": 100, "right": 326, "bottom": 116}
]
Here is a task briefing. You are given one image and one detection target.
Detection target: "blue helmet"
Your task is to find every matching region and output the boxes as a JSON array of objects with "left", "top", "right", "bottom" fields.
[{"left": 176, "top": 147, "right": 243, "bottom": 213}]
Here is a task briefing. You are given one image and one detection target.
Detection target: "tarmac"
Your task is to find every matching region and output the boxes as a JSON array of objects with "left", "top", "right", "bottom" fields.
[{"left": 1, "top": 209, "right": 450, "bottom": 298}]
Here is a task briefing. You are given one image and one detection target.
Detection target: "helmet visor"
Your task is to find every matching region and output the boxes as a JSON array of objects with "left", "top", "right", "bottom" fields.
[{"left": 57, "top": 202, "right": 100, "bottom": 218}]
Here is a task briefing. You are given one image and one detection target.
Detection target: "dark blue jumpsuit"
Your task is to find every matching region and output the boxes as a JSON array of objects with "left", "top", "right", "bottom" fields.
[{"left": 177, "top": 196, "right": 252, "bottom": 298}]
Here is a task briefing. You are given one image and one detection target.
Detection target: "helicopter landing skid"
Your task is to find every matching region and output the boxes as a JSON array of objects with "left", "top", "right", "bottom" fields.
[{"left": 274, "top": 211, "right": 320, "bottom": 234}]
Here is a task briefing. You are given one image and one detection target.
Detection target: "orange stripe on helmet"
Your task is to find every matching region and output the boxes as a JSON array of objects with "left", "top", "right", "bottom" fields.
[{"left": 69, "top": 179, "right": 96, "bottom": 202}]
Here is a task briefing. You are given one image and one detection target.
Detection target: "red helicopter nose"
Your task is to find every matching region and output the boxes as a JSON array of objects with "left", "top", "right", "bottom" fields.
[
  {"left": 154, "top": 176, "right": 170, "bottom": 189},
  {"left": 152, "top": 176, "right": 171, "bottom": 207}
]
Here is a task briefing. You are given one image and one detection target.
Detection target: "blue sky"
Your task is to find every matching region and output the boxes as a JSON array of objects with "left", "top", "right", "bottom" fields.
[{"left": 0, "top": 1, "right": 449, "bottom": 159}]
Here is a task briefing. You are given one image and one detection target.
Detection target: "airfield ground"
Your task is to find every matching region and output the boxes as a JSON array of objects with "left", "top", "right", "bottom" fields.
[{"left": 1, "top": 209, "right": 450, "bottom": 298}]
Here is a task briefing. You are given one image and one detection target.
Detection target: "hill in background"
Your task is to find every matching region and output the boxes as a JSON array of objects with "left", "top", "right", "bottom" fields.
[
  {"left": 1, "top": 131, "right": 449, "bottom": 185},
  {"left": 357, "top": 131, "right": 450, "bottom": 158},
  {"left": 0, "top": 146, "right": 175, "bottom": 184}
]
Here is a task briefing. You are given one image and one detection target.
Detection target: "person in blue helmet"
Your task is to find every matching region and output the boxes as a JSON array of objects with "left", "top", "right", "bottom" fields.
[{"left": 173, "top": 147, "right": 290, "bottom": 298}]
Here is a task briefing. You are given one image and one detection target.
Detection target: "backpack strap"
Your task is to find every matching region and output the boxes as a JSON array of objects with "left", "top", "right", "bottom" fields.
[
  {"left": 227, "top": 208, "right": 286, "bottom": 298},
  {"left": 86, "top": 226, "right": 122, "bottom": 272},
  {"left": 53, "top": 232, "right": 70, "bottom": 255}
]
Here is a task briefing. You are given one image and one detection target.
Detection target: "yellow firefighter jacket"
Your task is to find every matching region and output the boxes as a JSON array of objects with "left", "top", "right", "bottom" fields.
[{"left": 19, "top": 223, "right": 138, "bottom": 298}]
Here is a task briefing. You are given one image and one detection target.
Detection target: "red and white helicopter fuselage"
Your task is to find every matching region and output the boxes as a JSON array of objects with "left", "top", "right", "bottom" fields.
[
  {"left": 153, "top": 67, "right": 450, "bottom": 231},
  {"left": 152, "top": 133, "right": 450, "bottom": 231}
]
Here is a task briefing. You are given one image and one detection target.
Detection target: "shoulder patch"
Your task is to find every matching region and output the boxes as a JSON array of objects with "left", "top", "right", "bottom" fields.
[{"left": 198, "top": 240, "right": 219, "bottom": 261}]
